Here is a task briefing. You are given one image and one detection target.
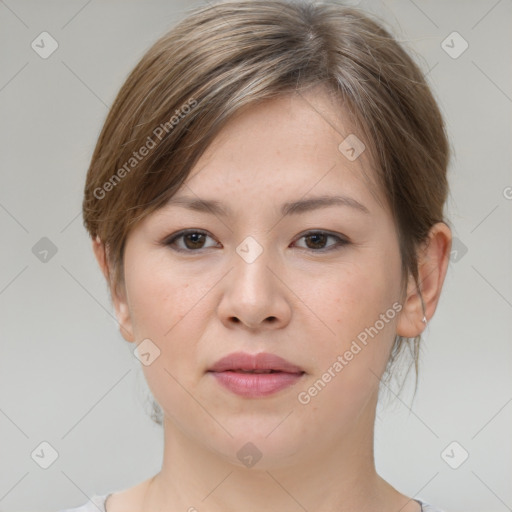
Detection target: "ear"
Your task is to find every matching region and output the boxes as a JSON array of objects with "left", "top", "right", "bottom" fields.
[
  {"left": 92, "top": 236, "right": 135, "bottom": 343},
  {"left": 396, "top": 222, "right": 452, "bottom": 338}
]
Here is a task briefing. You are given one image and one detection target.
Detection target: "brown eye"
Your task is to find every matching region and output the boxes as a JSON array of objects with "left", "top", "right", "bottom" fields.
[
  {"left": 183, "top": 232, "right": 207, "bottom": 249},
  {"left": 304, "top": 233, "right": 328, "bottom": 250},
  {"left": 294, "top": 231, "right": 349, "bottom": 252},
  {"left": 165, "top": 230, "right": 219, "bottom": 252},
  {"left": 164, "top": 230, "right": 348, "bottom": 253}
]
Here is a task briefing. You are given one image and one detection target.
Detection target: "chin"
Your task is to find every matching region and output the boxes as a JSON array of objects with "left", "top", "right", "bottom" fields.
[{"left": 203, "top": 420, "right": 309, "bottom": 471}]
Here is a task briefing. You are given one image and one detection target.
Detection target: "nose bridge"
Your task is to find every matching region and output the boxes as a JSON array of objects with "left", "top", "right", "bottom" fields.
[
  {"left": 232, "top": 234, "right": 275, "bottom": 299},
  {"left": 218, "top": 234, "right": 291, "bottom": 329}
]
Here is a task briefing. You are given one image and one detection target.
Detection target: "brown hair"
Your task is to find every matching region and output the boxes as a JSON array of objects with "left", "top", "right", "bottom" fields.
[{"left": 83, "top": 0, "right": 450, "bottom": 389}]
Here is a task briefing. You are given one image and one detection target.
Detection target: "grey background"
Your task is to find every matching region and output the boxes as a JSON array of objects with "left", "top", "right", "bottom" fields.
[{"left": 0, "top": 1, "right": 511, "bottom": 511}]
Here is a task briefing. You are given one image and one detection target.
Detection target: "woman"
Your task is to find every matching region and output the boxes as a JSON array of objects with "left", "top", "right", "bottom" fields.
[{"left": 63, "top": 1, "right": 452, "bottom": 510}]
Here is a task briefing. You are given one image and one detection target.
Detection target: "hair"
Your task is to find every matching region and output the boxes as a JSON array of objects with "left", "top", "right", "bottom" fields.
[{"left": 83, "top": 0, "right": 451, "bottom": 417}]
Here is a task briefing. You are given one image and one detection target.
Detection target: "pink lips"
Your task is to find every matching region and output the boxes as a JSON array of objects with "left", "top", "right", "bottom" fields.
[{"left": 208, "top": 352, "right": 305, "bottom": 398}]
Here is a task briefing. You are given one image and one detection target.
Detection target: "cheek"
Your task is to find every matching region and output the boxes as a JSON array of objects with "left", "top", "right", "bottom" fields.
[
  {"left": 125, "top": 251, "right": 208, "bottom": 340},
  {"left": 123, "top": 254, "right": 215, "bottom": 427},
  {"left": 290, "top": 263, "right": 402, "bottom": 434},
  {"left": 298, "top": 246, "right": 402, "bottom": 371},
  {"left": 122, "top": 251, "right": 204, "bottom": 388}
]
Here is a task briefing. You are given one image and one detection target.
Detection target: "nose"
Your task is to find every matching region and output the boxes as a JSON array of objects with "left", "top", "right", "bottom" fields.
[{"left": 217, "top": 243, "right": 292, "bottom": 332}]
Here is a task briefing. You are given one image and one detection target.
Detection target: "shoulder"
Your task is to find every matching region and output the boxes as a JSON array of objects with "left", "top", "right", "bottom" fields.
[
  {"left": 58, "top": 494, "right": 109, "bottom": 512},
  {"left": 59, "top": 477, "right": 153, "bottom": 512}
]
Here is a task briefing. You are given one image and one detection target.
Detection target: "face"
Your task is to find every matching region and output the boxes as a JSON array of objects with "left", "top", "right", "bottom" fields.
[{"left": 114, "top": 86, "right": 407, "bottom": 469}]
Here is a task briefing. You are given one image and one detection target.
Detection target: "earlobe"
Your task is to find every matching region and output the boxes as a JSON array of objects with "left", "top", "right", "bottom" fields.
[
  {"left": 91, "top": 237, "right": 135, "bottom": 343},
  {"left": 112, "top": 290, "right": 135, "bottom": 343},
  {"left": 396, "top": 222, "right": 452, "bottom": 338},
  {"left": 396, "top": 273, "right": 425, "bottom": 339}
]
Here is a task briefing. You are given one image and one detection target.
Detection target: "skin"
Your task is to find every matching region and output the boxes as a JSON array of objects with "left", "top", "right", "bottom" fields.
[{"left": 93, "top": 85, "right": 451, "bottom": 512}]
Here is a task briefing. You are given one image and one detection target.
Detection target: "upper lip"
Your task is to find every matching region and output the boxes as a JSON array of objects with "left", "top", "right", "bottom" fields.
[{"left": 208, "top": 352, "right": 304, "bottom": 374}]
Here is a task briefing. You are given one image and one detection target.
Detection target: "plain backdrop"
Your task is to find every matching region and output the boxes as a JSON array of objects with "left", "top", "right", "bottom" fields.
[{"left": 1, "top": 1, "right": 511, "bottom": 511}]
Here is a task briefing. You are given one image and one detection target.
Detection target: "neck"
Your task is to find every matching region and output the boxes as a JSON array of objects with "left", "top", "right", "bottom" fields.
[{"left": 140, "top": 396, "right": 409, "bottom": 512}]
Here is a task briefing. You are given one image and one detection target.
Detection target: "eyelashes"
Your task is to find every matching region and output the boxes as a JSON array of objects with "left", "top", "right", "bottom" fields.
[{"left": 163, "top": 229, "right": 350, "bottom": 254}]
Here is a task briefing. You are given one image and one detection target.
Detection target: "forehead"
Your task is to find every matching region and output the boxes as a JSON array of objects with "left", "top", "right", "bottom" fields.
[{"left": 180, "top": 86, "right": 387, "bottom": 215}]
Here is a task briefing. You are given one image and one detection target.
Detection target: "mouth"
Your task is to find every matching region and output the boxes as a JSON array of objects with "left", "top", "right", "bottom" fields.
[
  {"left": 207, "top": 352, "right": 305, "bottom": 397},
  {"left": 225, "top": 369, "right": 283, "bottom": 374},
  {"left": 208, "top": 351, "right": 304, "bottom": 373}
]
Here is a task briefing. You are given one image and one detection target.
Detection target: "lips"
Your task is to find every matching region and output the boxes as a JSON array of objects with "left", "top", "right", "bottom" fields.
[
  {"left": 208, "top": 352, "right": 304, "bottom": 374},
  {"left": 208, "top": 352, "right": 305, "bottom": 398}
]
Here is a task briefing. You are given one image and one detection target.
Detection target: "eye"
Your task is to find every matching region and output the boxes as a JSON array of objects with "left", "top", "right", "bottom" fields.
[
  {"left": 163, "top": 229, "right": 349, "bottom": 253},
  {"left": 164, "top": 230, "right": 220, "bottom": 252},
  {"left": 293, "top": 231, "right": 349, "bottom": 252}
]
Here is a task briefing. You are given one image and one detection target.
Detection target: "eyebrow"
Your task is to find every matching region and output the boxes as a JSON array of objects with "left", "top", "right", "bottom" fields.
[{"left": 165, "top": 194, "right": 370, "bottom": 217}]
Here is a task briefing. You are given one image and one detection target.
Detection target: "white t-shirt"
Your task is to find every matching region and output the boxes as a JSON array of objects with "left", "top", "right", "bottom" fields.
[{"left": 59, "top": 494, "right": 445, "bottom": 511}]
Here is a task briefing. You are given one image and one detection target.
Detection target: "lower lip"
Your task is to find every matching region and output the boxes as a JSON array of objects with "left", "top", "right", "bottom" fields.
[{"left": 209, "top": 371, "right": 304, "bottom": 398}]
